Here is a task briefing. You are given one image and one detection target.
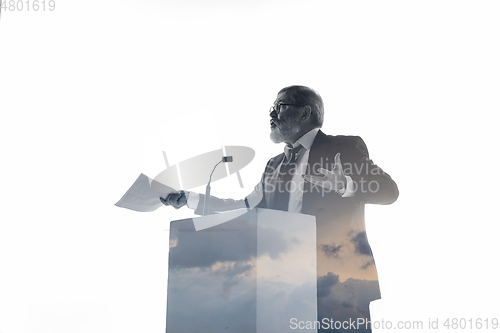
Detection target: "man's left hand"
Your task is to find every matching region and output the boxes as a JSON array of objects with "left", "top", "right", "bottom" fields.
[
  {"left": 302, "top": 153, "right": 347, "bottom": 192},
  {"left": 160, "top": 191, "right": 187, "bottom": 209}
]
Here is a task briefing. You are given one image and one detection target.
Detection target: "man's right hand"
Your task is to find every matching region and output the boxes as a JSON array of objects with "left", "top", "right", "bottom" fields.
[{"left": 160, "top": 191, "right": 187, "bottom": 209}]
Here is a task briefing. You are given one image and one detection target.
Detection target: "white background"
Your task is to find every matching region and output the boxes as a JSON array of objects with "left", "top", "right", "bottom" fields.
[{"left": 1, "top": 1, "right": 499, "bottom": 332}]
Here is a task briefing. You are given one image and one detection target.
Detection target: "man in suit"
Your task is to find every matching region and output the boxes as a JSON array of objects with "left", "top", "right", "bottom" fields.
[{"left": 163, "top": 85, "right": 398, "bottom": 332}]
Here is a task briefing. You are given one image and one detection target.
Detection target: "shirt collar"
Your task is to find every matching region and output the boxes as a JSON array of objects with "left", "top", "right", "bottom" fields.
[{"left": 291, "top": 128, "right": 320, "bottom": 150}]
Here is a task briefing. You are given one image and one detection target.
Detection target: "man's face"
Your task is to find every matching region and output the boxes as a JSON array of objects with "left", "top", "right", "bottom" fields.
[{"left": 269, "top": 92, "right": 303, "bottom": 144}]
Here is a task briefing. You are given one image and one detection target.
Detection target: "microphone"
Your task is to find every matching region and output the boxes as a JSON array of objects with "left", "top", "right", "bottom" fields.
[{"left": 203, "top": 156, "right": 233, "bottom": 215}]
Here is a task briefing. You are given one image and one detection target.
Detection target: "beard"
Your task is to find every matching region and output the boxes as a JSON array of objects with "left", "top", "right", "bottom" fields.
[{"left": 270, "top": 121, "right": 301, "bottom": 143}]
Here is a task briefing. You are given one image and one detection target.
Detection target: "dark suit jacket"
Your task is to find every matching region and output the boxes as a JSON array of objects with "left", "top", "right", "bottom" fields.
[{"left": 194, "top": 130, "right": 398, "bottom": 310}]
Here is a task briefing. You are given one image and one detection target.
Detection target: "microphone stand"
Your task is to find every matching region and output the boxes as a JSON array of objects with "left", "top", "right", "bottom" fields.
[{"left": 203, "top": 156, "right": 232, "bottom": 216}]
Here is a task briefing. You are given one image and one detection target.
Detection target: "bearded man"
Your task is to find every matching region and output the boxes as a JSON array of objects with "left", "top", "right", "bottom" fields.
[{"left": 163, "top": 85, "right": 399, "bottom": 332}]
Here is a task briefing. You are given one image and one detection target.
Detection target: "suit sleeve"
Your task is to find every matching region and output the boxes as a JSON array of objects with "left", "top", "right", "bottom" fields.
[
  {"left": 192, "top": 182, "right": 265, "bottom": 215},
  {"left": 343, "top": 136, "right": 399, "bottom": 205},
  {"left": 192, "top": 162, "right": 269, "bottom": 215}
]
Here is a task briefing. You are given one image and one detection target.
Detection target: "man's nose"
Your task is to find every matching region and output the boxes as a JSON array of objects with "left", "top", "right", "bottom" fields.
[{"left": 269, "top": 109, "right": 278, "bottom": 118}]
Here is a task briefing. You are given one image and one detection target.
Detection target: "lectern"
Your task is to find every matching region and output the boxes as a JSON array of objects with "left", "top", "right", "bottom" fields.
[{"left": 166, "top": 208, "right": 317, "bottom": 333}]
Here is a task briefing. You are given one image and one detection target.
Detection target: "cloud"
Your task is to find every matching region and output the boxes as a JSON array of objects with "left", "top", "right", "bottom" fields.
[
  {"left": 317, "top": 274, "right": 381, "bottom": 332},
  {"left": 319, "top": 243, "right": 342, "bottom": 258},
  {"left": 257, "top": 226, "right": 290, "bottom": 260},
  {"left": 317, "top": 272, "right": 340, "bottom": 298},
  {"left": 216, "top": 262, "right": 254, "bottom": 298},
  {"left": 166, "top": 277, "right": 258, "bottom": 333},
  {"left": 360, "top": 259, "right": 374, "bottom": 270},
  {"left": 350, "top": 231, "right": 373, "bottom": 256},
  {"left": 169, "top": 220, "right": 289, "bottom": 268},
  {"left": 166, "top": 269, "right": 380, "bottom": 333},
  {"left": 167, "top": 275, "right": 318, "bottom": 333},
  {"left": 218, "top": 262, "right": 253, "bottom": 278},
  {"left": 341, "top": 300, "right": 354, "bottom": 308}
]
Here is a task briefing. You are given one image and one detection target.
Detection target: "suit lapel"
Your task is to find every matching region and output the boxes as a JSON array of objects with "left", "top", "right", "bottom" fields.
[
  {"left": 302, "top": 130, "right": 340, "bottom": 213},
  {"left": 263, "top": 152, "right": 285, "bottom": 209},
  {"left": 306, "top": 130, "right": 329, "bottom": 174}
]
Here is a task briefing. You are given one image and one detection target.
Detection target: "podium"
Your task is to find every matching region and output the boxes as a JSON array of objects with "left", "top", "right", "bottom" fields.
[{"left": 166, "top": 208, "right": 318, "bottom": 333}]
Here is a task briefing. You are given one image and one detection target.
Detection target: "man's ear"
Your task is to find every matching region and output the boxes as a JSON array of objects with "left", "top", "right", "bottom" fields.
[{"left": 301, "top": 105, "right": 312, "bottom": 122}]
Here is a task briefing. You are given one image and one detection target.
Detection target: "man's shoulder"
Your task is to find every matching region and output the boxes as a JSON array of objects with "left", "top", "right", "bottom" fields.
[
  {"left": 264, "top": 132, "right": 366, "bottom": 165},
  {"left": 314, "top": 132, "right": 369, "bottom": 157},
  {"left": 317, "top": 131, "right": 364, "bottom": 146}
]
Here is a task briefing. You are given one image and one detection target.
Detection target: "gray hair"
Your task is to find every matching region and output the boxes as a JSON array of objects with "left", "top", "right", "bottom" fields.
[{"left": 278, "top": 85, "right": 324, "bottom": 128}]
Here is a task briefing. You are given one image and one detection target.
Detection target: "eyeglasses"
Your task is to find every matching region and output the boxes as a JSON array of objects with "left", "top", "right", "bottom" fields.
[{"left": 269, "top": 103, "right": 305, "bottom": 114}]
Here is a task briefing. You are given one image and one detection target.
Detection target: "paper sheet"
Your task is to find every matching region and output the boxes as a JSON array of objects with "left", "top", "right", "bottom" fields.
[{"left": 115, "top": 173, "right": 176, "bottom": 212}]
